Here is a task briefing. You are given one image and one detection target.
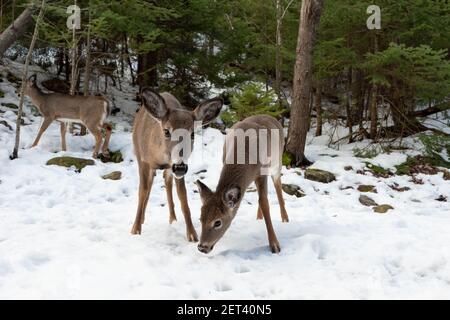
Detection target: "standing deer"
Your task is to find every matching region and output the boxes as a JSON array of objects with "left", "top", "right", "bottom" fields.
[
  {"left": 196, "top": 115, "right": 289, "bottom": 254},
  {"left": 132, "top": 88, "right": 223, "bottom": 241},
  {"left": 24, "top": 74, "right": 112, "bottom": 158}
]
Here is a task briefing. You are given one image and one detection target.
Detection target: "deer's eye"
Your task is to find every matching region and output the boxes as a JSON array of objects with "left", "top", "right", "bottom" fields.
[
  {"left": 213, "top": 220, "right": 222, "bottom": 229},
  {"left": 164, "top": 129, "right": 171, "bottom": 139}
]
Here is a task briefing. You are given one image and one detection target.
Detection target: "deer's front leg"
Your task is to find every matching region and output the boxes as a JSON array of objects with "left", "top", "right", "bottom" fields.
[
  {"left": 175, "top": 177, "right": 198, "bottom": 242},
  {"left": 131, "top": 163, "right": 155, "bottom": 235},
  {"left": 32, "top": 117, "right": 53, "bottom": 148},
  {"left": 256, "top": 176, "right": 281, "bottom": 253},
  {"left": 163, "top": 169, "right": 177, "bottom": 224}
]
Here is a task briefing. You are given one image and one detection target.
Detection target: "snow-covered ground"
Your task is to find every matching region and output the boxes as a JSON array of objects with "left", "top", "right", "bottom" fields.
[{"left": 0, "top": 62, "right": 449, "bottom": 299}]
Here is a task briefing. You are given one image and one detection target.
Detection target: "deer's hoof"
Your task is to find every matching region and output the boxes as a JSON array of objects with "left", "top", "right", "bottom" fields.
[
  {"left": 187, "top": 231, "right": 198, "bottom": 243},
  {"left": 131, "top": 224, "right": 142, "bottom": 235},
  {"left": 169, "top": 216, "right": 177, "bottom": 224},
  {"left": 270, "top": 241, "right": 281, "bottom": 254},
  {"left": 282, "top": 217, "right": 289, "bottom": 223},
  {"left": 92, "top": 153, "right": 98, "bottom": 159}
]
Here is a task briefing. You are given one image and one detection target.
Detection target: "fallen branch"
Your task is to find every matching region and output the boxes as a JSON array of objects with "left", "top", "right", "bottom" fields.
[{"left": 408, "top": 101, "right": 450, "bottom": 118}]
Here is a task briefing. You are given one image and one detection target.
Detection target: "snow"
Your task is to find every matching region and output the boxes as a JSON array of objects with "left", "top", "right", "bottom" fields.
[{"left": 1, "top": 63, "right": 450, "bottom": 299}]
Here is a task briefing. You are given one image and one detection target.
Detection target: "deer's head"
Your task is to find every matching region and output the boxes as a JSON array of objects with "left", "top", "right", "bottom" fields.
[
  {"left": 195, "top": 180, "right": 242, "bottom": 254},
  {"left": 141, "top": 88, "right": 223, "bottom": 178},
  {"left": 24, "top": 74, "right": 38, "bottom": 97}
]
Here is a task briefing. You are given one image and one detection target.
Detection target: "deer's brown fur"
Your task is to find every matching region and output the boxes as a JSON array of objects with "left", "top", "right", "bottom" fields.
[
  {"left": 131, "top": 88, "right": 223, "bottom": 241},
  {"left": 196, "top": 115, "right": 288, "bottom": 254},
  {"left": 24, "top": 75, "right": 112, "bottom": 158}
]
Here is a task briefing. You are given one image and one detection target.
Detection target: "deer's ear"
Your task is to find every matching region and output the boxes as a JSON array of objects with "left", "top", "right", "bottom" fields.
[
  {"left": 222, "top": 186, "right": 241, "bottom": 209},
  {"left": 193, "top": 98, "right": 223, "bottom": 125},
  {"left": 28, "top": 74, "right": 37, "bottom": 83},
  {"left": 141, "top": 88, "right": 168, "bottom": 121},
  {"left": 195, "top": 180, "right": 213, "bottom": 204}
]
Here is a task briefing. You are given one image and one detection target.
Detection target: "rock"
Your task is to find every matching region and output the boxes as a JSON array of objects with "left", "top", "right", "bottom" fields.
[
  {"left": 357, "top": 185, "right": 376, "bottom": 193},
  {"left": 0, "top": 90, "right": 4, "bottom": 98},
  {"left": 6, "top": 72, "right": 20, "bottom": 84},
  {"left": 373, "top": 204, "right": 394, "bottom": 214},
  {"left": 46, "top": 156, "right": 95, "bottom": 172},
  {"left": 99, "top": 150, "right": 123, "bottom": 163},
  {"left": 102, "top": 171, "right": 122, "bottom": 180},
  {"left": 390, "top": 183, "right": 411, "bottom": 192},
  {"left": 1, "top": 103, "right": 18, "bottom": 110},
  {"left": 0, "top": 120, "right": 12, "bottom": 130},
  {"left": 344, "top": 166, "right": 353, "bottom": 171},
  {"left": 282, "top": 184, "right": 306, "bottom": 198},
  {"left": 305, "top": 168, "right": 336, "bottom": 183},
  {"left": 359, "top": 195, "right": 378, "bottom": 207},
  {"left": 435, "top": 195, "right": 447, "bottom": 202}
]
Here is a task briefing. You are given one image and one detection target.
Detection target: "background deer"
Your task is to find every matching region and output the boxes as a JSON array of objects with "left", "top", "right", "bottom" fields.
[
  {"left": 24, "top": 74, "right": 112, "bottom": 158},
  {"left": 196, "top": 115, "right": 289, "bottom": 254},
  {"left": 132, "top": 88, "right": 223, "bottom": 241}
]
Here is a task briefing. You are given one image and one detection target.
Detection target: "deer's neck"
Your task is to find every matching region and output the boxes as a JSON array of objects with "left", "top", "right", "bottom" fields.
[
  {"left": 28, "top": 87, "right": 47, "bottom": 112},
  {"left": 216, "top": 164, "right": 258, "bottom": 198}
]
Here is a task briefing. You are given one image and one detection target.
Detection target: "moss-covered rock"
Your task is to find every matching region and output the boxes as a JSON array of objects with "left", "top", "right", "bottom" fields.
[
  {"left": 365, "top": 162, "right": 393, "bottom": 177},
  {"left": 282, "top": 152, "right": 293, "bottom": 167},
  {"left": 282, "top": 184, "right": 306, "bottom": 198},
  {"left": 46, "top": 156, "right": 95, "bottom": 172},
  {"left": 373, "top": 204, "right": 394, "bottom": 214},
  {"left": 357, "top": 185, "right": 376, "bottom": 193},
  {"left": 304, "top": 168, "right": 336, "bottom": 183},
  {"left": 99, "top": 150, "right": 123, "bottom": 163},
  {"left": 6, "top": 72, "right": 20, "bottom": 84},
  {"left": 102, "top": 171, "right": 122, "bottom": 180},
  {"left": 0, "top": 90, "right": 5, "bottom": 98},
  {"left": 1, "top": 103, "right": 18, "bottom": 110},
  {"left": 0, "top": 120, "right": 13, "bottom": 130}
]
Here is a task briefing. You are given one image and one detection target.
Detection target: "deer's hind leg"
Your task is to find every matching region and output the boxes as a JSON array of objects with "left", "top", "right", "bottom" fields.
[
  {"left": 255, "top": 176, "right": 281, "bottom": 253},
  {"left": 131, "top": 162, "right": 155, "bottom": 235},
  {"left": 272, "top": 175, "right": 289, "bottom": 222},
  {"left": 86, "top": 124, "right": 103, "bottom": 159},
  {"left": 163, "top": 169, "right": 177, "bottom": 224},
  {"left": 60, "top": 122, "right": 67, "bottom": 151},
  {"left": 101, "top": 123, "right": 112, "bottom": 157},
  {"left": 31, "top": 117, "right": 53, "bottom": 148}
]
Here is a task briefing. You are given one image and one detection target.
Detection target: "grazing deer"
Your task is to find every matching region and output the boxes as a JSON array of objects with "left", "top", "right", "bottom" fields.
[
  {"left": 196, "top": 115, "right": 289, "bottom": 254},
  {"left": 24, "top": 74, "right": 112, "bottom": 158},
  {"left": 131, "top": 88, "right": 223, "bottom": 241}
]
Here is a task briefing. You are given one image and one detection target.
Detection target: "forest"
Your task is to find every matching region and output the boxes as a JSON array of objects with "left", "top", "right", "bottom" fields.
[{"left": 0, "top": 0, "right": 449, "bottom": 299}]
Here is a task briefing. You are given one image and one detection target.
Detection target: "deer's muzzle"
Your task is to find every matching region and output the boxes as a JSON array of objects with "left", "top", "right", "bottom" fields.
[
  {"left": 172, "top": 162, "right": 188, "bottom": 178},
  {"left": 197, "top": 243, "right": 214, "bottom": 254}
]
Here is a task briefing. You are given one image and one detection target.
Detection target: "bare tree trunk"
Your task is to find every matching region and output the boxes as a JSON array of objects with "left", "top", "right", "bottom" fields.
[
  {"left": 275, "top": 0, "right": 295, "bottom": 103},
  {"left": 0, "top": 6, "right": 35, "bottom": 58},
  {"left": 275, "top": 0, "right": 283, "bottom": 99},
  {"left": 69, "top": 0, "right": 86, "bottom": 135},
  {"left": 124, "top": 34, "right": 135, "bottom": 85},
  {"left": 83, "top": 1, "right": 92, "bottom": 97},
  {"left": 285, "top": 0, "right": 324, "bottom": 167},
  {"left": 69, "top": 1, "right": 77, "bottom": 96},
  {"left": 11, "top": 0, "right": 45, "bottom": 160},
  {"left": 315, "top": 82, "right": 322, "bottom": 136},
  {"left": 369, "top": 33, "right": 379, "bottom": 139}
]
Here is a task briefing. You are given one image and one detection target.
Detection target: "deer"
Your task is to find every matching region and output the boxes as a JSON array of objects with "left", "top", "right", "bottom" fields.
[
  {"left": 23, "top": 74, "right": 112, "bottom": 158},
  {"left": 195, "top": 115, "right": 289, "bottom": 254},
  {"left": 131, "top": 88, "right": 223, "bottom": 241}
]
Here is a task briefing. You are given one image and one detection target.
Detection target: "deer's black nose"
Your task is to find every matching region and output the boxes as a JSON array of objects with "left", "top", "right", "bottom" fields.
[
  {"left": 172, "top": 163, "right": 188, "bottom": 177},
  {"left": 198, "top": 243, "right": 213, "bottom": 254}
]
